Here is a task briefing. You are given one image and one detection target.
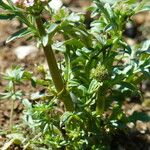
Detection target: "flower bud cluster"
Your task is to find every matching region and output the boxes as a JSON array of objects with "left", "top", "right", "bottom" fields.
[{"left": 90, "top": 64, "right": 109, "bottom": 81}]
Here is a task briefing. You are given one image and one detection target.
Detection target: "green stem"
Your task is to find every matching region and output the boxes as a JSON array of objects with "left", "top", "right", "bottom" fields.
[
  {"left": 10, "top": 99, "right": 14, "bottom": 130},
  {"left": 9, "top": 82, "right": 15, "bottom": 130},
  {"left": 96, "top": 96, "right": 105, "bottom": 116},
  {"left": 96, "top": 87, "right": 105, "bottom": 116},
  {"left": 35, "top": 17, "right": 74, "bottom": 111}
]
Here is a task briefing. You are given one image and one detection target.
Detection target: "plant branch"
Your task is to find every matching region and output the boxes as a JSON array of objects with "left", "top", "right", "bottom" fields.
[
  {"left": 9, "top": 82, "right": 15, "bottom": 130},
  {"left": 35, "top": 17, "right": 74, "bottom": 111},
  {"left": 10, "top": 99, "right": 14, "bottom": 129}
]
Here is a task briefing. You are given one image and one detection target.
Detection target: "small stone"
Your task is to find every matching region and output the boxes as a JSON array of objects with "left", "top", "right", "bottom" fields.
[
  {"left": 127, "top": 122, "right": 135, "bottom": 129},
  {"left": 136, "top": 120, "right": 147, "bottom": 134},
  {"left": 14, "top": 45, "right": 38, "bottom": 59}
]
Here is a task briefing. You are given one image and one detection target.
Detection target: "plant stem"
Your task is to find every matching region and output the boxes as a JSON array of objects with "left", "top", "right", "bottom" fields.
[
  {"left": 96, "top": 87, "right": 105, "bottom": 115},
  {"left": 35, "top": 17, "right": 74, "bottom": 111},
  {"left": 10, "top": 99, "right": 14, "bottom": 130},
  {"left": 96, "top": 96, "right": 105, "bottom": 115},
  {"left": 9, "top": 82, "right": 15, "bottom": 130}
]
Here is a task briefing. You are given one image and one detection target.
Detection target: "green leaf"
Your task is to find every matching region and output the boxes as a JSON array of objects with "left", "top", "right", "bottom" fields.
[
  {"left": 139, "top": 5, "right": 150, "bottom": 12},
  {"left": 31, "top": 78, "right": 37, "bottom": 87},
  {"left": 119, "top": 40, "right": 132, "bottom": 54},
  {"left": 0, "top": 1, "right": 12, "bottom": 10},
  {"left": 2, "top": 139, "right": 17, "bottom": 150},
  {"left": 7, "top": 133, "right": 24, "bottom": 141},
  {"left": 125, "top": 0, "right": 137, "bottom": 5},
  {"left": 100, "top": 0, "right": 116, "bottom": 4},
  {"left": 0, "top": 14, "right": 16, "bottom": 20},
  {"left": 6, "top": 28, "right": 32, "bottom": 43},
  {"left": 60, "top": 111, "right": 73, "bottom": 127},
  {"left": 95, "top": 1, "right": 112, "bottom": 21},
  {"left": 129, "top": 112, "right": 150, "bottom": 122},
  {"left": 22, "top": 99, "right": 32, "bottom": 109},
  {"left": 64, "top": 39, "right": 84, "bottom": 48},
  {"left": 104, "top": 23, "right": 114, "bottom": 31},
  {"left": 78, "top": 85, "right": 88, "bottom": 96},
  {"left": 0, "top": 92, "right": 12, "bottom": 100},
  {"left": 134, "top": 0, "right": 149, "bottom": 13},
  {"left": 31, "top": 92, "right": 45, "bottom": 100},
  {"left": 67, "top": 13, "right": 80, "bottom": 22},
  {"left": 52, "top": 41, "right": 65, "bottom": 52},
  {"left": 42, "top": 34, "right": 49, "bottom": 47},
  {"left": 68, "top": 79, "right": 80, "bottom": 87},
  {"left": 47, "top": 23, "right": 58, "bottom": 34},
  {"left": 141, "top": 40, "right": 150, "bottom": 53},
  {"left": 104, "top": 3, "right": 115, "bottom": 20},
  {"left": 4, "top": 66, "right": 24, "bottom": 82},
  {"left": 120, "top": 81, "right": 139, "bottom": 92},
  {"left": 88, "top": 79, "right": 100, "bottom": 94}
]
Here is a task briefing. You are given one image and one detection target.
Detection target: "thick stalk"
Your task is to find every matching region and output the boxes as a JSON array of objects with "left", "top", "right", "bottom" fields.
[
  {"left": 96, "top": 96, "right": 105, "bottom": 115},
  {"left": 35, "top": 17, "right": 74, "bottom": 111},
  {"left": 96, "top": 87, "right": 105, "bottom": 115}
]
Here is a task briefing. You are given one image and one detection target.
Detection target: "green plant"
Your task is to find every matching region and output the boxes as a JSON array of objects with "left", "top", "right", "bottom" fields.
[{"left": 0, "top": 0, "right": 150, "bottom": 149}]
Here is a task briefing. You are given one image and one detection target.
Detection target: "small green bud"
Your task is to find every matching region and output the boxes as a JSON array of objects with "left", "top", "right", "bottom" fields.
[{"left": 90, "top": 64, "right": 108, "bottom": 81}]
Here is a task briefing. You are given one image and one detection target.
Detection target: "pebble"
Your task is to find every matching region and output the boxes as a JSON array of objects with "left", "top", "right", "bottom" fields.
[
  {"left": 136, "top": 120, "right": 147, "bottom": 134},
  {"left": 13, "top": 45, "right": 38, "bottom": 59}
]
